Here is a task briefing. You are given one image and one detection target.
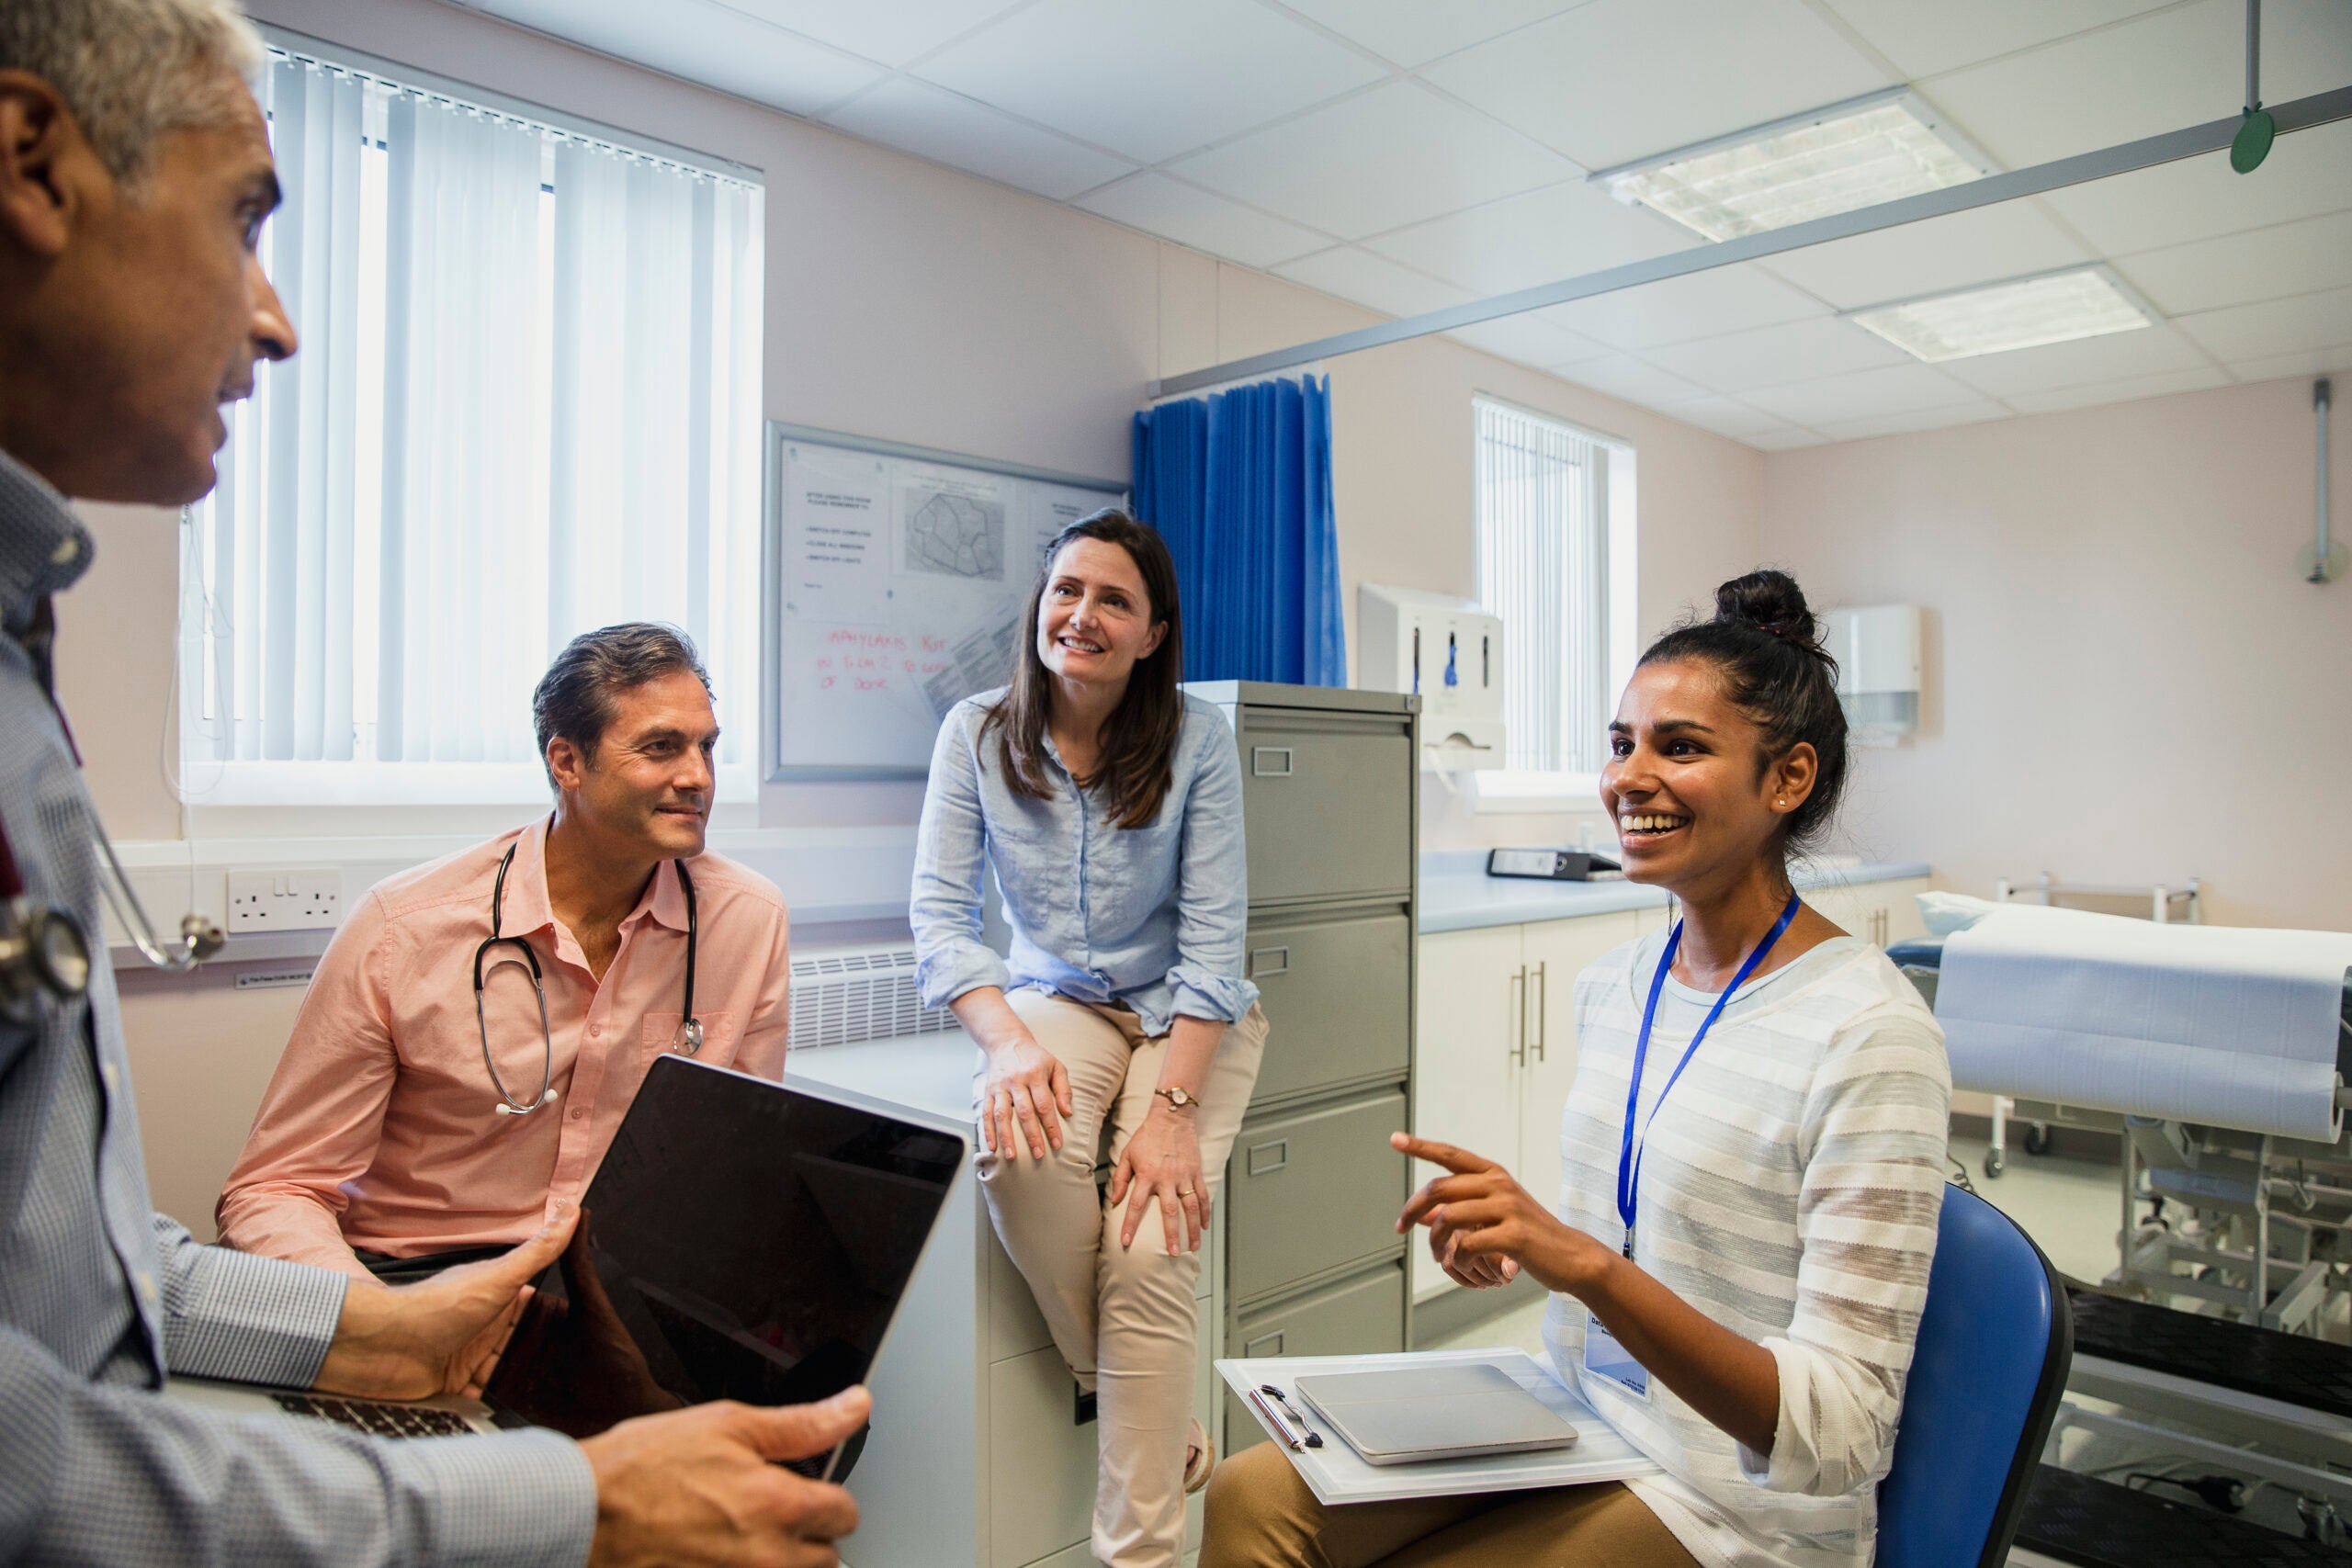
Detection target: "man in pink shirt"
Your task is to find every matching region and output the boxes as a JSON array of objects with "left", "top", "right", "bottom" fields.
[{"left": 220, "top": 623, "right": 791, "bottom": 1280}]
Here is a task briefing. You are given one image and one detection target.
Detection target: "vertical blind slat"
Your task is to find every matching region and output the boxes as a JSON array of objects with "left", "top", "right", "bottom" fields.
[{"left": 1475, "top": 400, "right": 1610, "bottom": 775}]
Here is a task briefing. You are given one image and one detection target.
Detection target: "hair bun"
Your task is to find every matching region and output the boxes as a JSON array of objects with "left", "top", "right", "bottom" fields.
[{"left": 1713, "top": 569, "right": 1820, "bottom": 649}]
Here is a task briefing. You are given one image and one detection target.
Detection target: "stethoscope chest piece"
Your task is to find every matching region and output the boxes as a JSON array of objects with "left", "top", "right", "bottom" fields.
[
  {"left": 676, "top": 1016, "right": 705, "bottom": 1055},
  {"left": 0, "top": 893, "right": 92, "bottom": 1017}
]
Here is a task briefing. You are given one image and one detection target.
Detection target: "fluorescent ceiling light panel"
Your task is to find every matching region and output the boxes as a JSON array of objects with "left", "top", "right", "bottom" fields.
[
  {"left": 1847, "top": 266, "right": 2154, "bottom": 363},
  {"left": 1594, "top": 89, "right": 1992, "bottom": 244}
]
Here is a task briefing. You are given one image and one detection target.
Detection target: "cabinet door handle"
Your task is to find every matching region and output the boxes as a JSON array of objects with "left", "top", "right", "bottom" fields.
[
  {"left": 1531, "top": 962, "right": 1548, "bottom": 1062},
  {"left": 1250, "top": 746, "right": 1294, "bottom": 777},
  {"left": 1249, "top": 944, "right": 1290, "bottom": 978},
  {"left": 1245, "top": 1139, "right": 1288, "bottom": 1177},
  {"left": 1509, "top": 965, "right": 1527, "bottom": 1066}
]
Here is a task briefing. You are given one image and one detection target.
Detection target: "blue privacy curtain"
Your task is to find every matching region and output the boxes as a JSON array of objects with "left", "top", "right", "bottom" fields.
[{"left": 1132, "top": 375, "right": 1345, "bottom": 686}]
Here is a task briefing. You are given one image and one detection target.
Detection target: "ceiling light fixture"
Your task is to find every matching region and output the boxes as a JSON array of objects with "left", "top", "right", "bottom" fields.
[
  {"left": 1590, "top": 88, "right": 1995, "bottom": 243},
  {"left": 1846, "top": 265, "right": 2155, "bottom": 362}
]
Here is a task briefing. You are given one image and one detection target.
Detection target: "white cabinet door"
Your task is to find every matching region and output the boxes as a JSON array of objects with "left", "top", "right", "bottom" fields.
[
  {"left": 1877, "top": 877, "right": 1932, "bottom": 945},
  {"left": 1411, "top": 925, "right": 1524, "bottom": 1300},
  {"left": 1516, "top": 912, "right": 1641, "bottom": 1213}
]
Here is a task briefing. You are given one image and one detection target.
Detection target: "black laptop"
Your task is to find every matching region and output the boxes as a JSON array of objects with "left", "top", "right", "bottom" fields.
[{"left": 171, "top": 1055, "right": 965, "bottom": 1481}]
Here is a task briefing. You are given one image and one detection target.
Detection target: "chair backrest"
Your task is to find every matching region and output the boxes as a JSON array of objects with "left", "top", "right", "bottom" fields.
[{"left": 1877, "top": 1183, "right": 2074, "bottom": 1568}]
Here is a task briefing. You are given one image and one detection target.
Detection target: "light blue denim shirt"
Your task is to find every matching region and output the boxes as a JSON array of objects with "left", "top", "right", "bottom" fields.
[{"left": 911, "top": 689, "right": 1257, "bottom": 1037}]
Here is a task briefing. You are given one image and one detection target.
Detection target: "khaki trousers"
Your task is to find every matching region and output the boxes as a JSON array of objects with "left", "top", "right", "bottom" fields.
[
  {"left": 976, "top": 989, "right": 1270, "bottom": 1568},
  {"left": 1201, "top": 1443, "right": 1697, "bottom": 1568}
]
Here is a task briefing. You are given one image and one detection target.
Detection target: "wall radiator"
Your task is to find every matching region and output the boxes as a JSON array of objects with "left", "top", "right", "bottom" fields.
[{"left": 788, "top": 943, "right": 958, "bottom": 1051}]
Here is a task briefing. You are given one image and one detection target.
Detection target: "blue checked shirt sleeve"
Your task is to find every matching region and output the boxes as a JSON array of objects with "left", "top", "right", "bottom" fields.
[
  {"left": 154, "top": 1215, "right": 345, "bottom": 1387},
  {"left": 1163, "top": 717, "right": 1256, "bottom": 1024},
  {"left": 1, "top": 1322, "right": 595, "bottom": 1568},
  {"left": 911, "top": 709, "right": 1012, "bottom": 1009}
]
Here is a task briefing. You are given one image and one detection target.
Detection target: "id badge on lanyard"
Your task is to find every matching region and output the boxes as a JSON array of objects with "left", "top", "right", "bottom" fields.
[
  {"left": 1596, "top": 894, "right": 1799, "bottom": 1406},
  {"left": 1583, "top": 1310, "right": 1651, "bottom": 1401}
]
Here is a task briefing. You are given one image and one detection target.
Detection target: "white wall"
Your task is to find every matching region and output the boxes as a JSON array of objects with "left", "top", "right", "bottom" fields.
[
  {"left": 1761, "top": 374, "right": 2352, "bottom": 931},
  {"left": 65, "top": 0, "right": 1761, "bottom": 1233}
]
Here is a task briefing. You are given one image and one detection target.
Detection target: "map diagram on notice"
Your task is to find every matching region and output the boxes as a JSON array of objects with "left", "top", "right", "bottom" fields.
[{"left": 903, "top": 490, "right": 1006, "bottom": 581}]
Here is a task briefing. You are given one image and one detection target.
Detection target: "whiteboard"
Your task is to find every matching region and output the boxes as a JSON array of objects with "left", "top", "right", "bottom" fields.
[{"left": 764, "top": 423, "right": 1127, "bottom": 777}]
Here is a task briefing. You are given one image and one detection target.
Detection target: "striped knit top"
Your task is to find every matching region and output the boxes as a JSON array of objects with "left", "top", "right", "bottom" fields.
[{"left": 1540, "top": 931, "right": 1951, "bottom": 1568}]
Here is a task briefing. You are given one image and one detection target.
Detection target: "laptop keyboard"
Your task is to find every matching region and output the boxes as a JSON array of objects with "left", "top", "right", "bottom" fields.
[{"left": 271, "top": 1393, "right": 476, "bottom": 1438}]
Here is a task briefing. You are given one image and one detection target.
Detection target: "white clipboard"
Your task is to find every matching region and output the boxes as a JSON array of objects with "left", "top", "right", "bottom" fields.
[{"left": 1217, "top": 1348, "right": 1664, "bottom": 1506}]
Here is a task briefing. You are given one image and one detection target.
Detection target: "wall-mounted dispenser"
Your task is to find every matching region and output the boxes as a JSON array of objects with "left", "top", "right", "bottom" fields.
[
  {"left": 1823, "top": 604, "right": 1922, "bottom": 747},
  {"left": 1357, "top": 584, "right": 1504, "bottom": 770}
]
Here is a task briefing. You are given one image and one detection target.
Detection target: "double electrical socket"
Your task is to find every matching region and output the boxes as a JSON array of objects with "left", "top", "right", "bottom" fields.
[{"left": 227, "top": 868, "right": 344, "bottom": 933}]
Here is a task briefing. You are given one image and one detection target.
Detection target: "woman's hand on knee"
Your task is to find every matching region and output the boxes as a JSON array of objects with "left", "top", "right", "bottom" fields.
[
  {"left": 980, "top": 1033, "right": 1072, "bottom": 1159},
  {"left": 1113, "top": 1106, "right": 1206, "bottom": 1256}
]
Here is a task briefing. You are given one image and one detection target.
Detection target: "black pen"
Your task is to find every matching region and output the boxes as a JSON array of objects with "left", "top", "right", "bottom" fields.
[{"left": 1259, "top": 1384, "right": 1323, "bottom": 1448}]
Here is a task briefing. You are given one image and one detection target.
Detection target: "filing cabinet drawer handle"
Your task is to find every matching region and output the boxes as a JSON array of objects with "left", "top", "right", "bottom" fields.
[
  {"left": 1250, "top": 746, "right": 1295, "bottom": 777},
  {"left": 1249, "top": 945, "right": 1290, "bottom": 978},
  {"left": 1244, "top": 1330, "right": 1286, "bottom": 1358},
  {"left": 1245, "top": 1139, "right": 1289, "bottom": 1177}
]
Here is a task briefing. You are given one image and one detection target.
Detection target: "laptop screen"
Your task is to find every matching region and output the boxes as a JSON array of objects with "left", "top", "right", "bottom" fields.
[{"left": 483, "top": 1055, "right": 964, "bottom": 1440}]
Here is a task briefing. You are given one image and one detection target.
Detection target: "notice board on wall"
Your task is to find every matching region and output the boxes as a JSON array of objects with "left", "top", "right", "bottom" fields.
[{"left": 765, "top": 422, "right": 1128, "bottom": 778}]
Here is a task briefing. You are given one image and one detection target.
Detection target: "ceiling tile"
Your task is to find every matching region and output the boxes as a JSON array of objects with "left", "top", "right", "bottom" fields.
[
  {"left": 1936, "top": 321, "right": 2213, "bottom": 399},
  {"left": 1747, "top": 426, "right": 1829, "bottom": 450},
  {"left": 1444, "top": 313, "right": 1611, "bottom": 369},
  {"left": 1420, "top": 0, "right": 1890, "bottom": 170},
  {"left": 1076, "top": 174, "right": 1331, "bottom": 268},
  {"left": 1644, "top": 315, "right": 1906, "bottom": 392},
  {"left": 2176, "top": 286, "right": 2352, "bottom": 364},
  {"left": 2042, "top": 119, "right": 2352, "bottom": 255},
  {"left": 1559, "top": 354, "right": 1712, "bottom": 408},
  {"left": 1170, "top": 82, "right": 1581, "bottom": 241},
  {"left": 1272, "top": 0, "right": 1589, "bottom": 69},
  {"left": 2114, "top": 209, "right": 2352, "bottom": 317},
  {"left": 1668, "top": 395, "right": 1808, "bottom": 442},
  {"left": 726, "top": 0, "right": 1025, "bottom": 68},
  {"left": 1363, "top": 181, "right": 1695, "bottom": 296},
  {"left": 469, "top": 0, "right": 884, "bottom": 116},
  {"left": 2225, "top": 346, "right": 2352, "bottom": 383},
  {"left": 2003, "top": 366, "right": 2233, "bottom": 414},
  {"left": 1815, "top": 400, "right": 2011, "bottom": 442},
  {"left": 1924, "top": 0, "right": 2352, "bottom": 169},
  {"left": 913, "top": 0, "right": 1384, "bottom": 164},
  {"left": 1742, "top": 362, "right": 1984, "bottom": 425},
  {"left": 824, "top": 78, "right": 1136, "bottom": 199},
  {"left": 1539, "top": 263, "right": 1827, "bottom": 350},
  {"left": 1757, "top": 201, "right": 2090, "bottom": 310},
  {"left": 1821, "top": 0, "right": 2175, "bottom": 81},
  {"left": 1273, "top": 247, "right": 1476, "bottom": 319}
]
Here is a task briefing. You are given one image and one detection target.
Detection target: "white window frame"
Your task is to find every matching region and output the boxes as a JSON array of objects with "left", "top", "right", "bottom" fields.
[
  {"left": 175, "top": 28, "right": 766, "bottom": 824},
  {"left": 1467, "top": 396, "right": 1638, "bottom": 816}
]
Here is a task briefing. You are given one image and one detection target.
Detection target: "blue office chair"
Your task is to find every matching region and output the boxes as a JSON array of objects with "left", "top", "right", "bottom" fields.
[{"left": 1876, "top": 1182, "right": 2074, "bottom": 1568}]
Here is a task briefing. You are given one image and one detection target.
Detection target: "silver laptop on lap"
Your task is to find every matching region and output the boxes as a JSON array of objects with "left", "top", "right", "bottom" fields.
[{"left": 169, "top": 1057, "right": 966, "bottom": 1478}]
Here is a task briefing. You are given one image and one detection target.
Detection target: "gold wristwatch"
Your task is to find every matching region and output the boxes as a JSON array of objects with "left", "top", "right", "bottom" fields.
[{"left": 1153, "top": 1085, "right": 1199, "bottom": 1111}]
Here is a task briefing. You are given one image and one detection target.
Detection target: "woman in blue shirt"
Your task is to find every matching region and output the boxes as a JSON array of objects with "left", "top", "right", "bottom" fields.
[{"left": 912, "top": 509, "right": 1267, "bottom": 1568}]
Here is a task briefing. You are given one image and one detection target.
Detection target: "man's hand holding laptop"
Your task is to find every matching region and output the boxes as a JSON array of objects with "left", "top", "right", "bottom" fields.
[{"left": 311, "top": 1205, "right": 865, "bottom": 1567}]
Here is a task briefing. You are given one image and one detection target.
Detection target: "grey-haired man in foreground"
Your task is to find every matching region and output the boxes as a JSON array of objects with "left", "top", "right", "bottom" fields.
[{"left": 0, "top": 2, "right": 864, "bottom": 1562}]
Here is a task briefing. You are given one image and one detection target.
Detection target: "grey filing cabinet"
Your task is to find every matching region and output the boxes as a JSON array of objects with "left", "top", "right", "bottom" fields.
[{"left": 1187, "top": 681, "right": 1419, "bottom": 1456}]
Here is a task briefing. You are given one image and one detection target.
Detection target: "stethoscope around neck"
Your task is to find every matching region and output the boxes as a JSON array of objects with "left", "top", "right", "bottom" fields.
[
  {"left": 474, "top": 839, "right": 702, "bottom": 1117},
  {"left": 0, "top": 813, "right": 224, "bottom": 1021}
]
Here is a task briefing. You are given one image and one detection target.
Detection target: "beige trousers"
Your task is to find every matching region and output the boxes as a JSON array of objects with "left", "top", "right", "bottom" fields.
[
  {"left": 1200, "top": 1443, "right": 1697, "bottom": 1568},
  {"left": 976, "top": 988, "right": 1270, "bottom": 1568}
]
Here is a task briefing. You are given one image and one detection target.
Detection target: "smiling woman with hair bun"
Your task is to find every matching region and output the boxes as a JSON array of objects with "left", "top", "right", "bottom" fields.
[{"left": 1204, "top": 568, "right": 1951, "bottom": 1568}]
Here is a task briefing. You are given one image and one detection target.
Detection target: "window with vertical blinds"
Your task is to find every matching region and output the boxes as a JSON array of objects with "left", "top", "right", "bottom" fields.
[
  {"left": 1474, "top": 399, "right": 1612, "bottom": 778},
  {"left": 179, "top": 43, "right": 764, "bottom": 806}
]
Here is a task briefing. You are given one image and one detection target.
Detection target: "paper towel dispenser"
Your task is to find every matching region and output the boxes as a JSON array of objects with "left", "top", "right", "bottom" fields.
[
  {"left": 1357, "top": 585, "right": 1503, "bottom": 771},
  {"left": 1823, "top": 604, "right": 1921, "bottom": 747}
]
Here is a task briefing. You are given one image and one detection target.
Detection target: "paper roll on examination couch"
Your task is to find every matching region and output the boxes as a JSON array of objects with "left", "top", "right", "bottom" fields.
[{"left": 1892, "top": 921, "right": 2352, "bottom": 1564}]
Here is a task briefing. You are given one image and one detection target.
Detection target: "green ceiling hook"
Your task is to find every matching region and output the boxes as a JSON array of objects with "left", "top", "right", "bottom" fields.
[{"left": 2233, "top": 0, "right": 2274, "bottom": 173}]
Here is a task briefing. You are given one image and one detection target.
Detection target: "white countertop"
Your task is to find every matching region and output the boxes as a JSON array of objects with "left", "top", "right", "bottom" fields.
[
  {"left": 789, "top": 1030, "right": 975, "bottom": 1122},
  {"left": 1419, "top": 851, "right": 1931, "bottom": 934}
]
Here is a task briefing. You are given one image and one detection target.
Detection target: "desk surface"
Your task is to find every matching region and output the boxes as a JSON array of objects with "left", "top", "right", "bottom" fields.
[{"left": 1419, "top": 852, "right": 1930, "bottom": 934}]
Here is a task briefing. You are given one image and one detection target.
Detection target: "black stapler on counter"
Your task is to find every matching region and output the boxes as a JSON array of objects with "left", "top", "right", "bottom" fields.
[{"left": 1486, "top": 848, "right": 1623, "bottom": 882}]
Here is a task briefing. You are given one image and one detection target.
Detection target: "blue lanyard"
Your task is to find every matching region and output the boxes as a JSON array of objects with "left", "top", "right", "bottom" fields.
[{"left": 1614, "top": 893, "right": 1800, "bottom": 1260}]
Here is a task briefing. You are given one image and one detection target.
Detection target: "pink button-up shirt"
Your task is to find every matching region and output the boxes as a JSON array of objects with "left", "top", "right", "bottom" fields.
[{"left": 218, "top": 820, "right": 790, "bottom": 1278}]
